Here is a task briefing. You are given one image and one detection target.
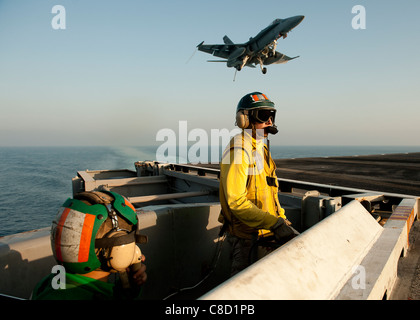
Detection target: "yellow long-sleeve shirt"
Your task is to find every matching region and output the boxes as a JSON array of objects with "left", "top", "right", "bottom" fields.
[{"left": 219, "top": 130, "right": 286, "bottom": 239}]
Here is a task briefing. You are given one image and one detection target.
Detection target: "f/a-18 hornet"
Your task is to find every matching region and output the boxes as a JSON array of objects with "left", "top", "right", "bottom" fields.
[{"left": 197, "top": 15, "right": 304, "bottom": 74}]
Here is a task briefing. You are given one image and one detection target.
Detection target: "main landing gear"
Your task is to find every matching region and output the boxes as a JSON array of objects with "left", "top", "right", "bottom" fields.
[{"left": 257, "top": 57, "right": 267, "bottom": 74}]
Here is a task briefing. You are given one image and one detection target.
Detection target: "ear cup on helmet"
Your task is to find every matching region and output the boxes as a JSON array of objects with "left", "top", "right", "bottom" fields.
[
  {"left": 101, "top": 230, "right": 142, "bottom": 273},
  {"left": 236, "top": 110, "right": 249, "bottom": 129}
]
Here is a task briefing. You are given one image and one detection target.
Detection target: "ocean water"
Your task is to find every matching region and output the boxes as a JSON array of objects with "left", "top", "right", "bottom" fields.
[{"left": 1, "top": 145, "right": 420, "bottom": 236}]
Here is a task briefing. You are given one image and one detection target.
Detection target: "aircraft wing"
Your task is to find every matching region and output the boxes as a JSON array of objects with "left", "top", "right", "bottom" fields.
[
  {"left": 197, "top": 42, "right": 243, "bottom": 60},
  {"left": 249, "top": 51, "right": 299, "bottom": 66},
  {"left": 269, "top": 51, "right": 300, "bottom": 64}
]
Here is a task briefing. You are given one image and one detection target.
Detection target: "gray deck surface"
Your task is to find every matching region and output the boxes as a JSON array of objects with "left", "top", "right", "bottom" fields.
[{"left": 274, "top": 152, "right": 420, "bottom": 196}]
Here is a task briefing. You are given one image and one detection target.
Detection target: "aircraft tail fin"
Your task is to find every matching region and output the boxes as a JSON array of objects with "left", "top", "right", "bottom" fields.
[{"left": 223, "top": 35, "right": 234, "bottom": 45}]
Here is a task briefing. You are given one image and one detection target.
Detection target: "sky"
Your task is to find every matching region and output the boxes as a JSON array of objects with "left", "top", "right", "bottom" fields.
[{"left": 0, "top": 0, "right": 419, "bottom": 147}]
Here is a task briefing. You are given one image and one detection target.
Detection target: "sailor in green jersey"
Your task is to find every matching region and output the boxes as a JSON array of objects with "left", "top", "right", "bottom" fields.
[
  {"left": 31, "top": 191, "right": 147, "bottom": 300},
  {"left": 31, "top": 267, "right": 146, "bottom": 300}
]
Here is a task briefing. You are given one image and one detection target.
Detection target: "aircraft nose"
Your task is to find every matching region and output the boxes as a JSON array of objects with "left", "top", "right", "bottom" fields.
[
  {"left": 293, "top": 15, "right": 305, "bottom": 25},
  {"left": 284, "top": 15, "right": 304, "bottom": 30}
]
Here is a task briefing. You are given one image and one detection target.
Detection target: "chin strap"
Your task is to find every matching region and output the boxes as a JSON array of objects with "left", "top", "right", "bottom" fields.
[{"left": 95, "top": 230, "right": 148, "bottom": 249}]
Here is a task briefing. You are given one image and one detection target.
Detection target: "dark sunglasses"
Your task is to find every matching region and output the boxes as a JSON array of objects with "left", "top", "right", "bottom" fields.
[{"left": 252, "top": 109, "right": 276, "bottom": 123}]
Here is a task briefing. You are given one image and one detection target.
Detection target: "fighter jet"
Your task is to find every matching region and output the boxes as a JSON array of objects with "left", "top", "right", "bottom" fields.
[{"left": 197, "top": 15, "right": 304, "bottom": 74}]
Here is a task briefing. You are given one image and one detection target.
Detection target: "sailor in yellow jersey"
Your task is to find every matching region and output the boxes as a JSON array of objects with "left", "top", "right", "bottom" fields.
[{"left": 219, "top": 92, "right": 298, "bottom": 275}]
